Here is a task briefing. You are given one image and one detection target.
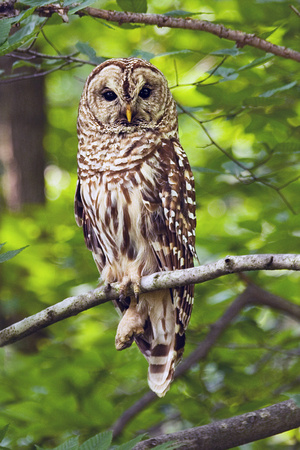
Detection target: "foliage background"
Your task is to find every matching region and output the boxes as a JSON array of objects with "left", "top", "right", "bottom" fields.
[{"left": 0, "top": 0, "right": 299, "bottom": 448}]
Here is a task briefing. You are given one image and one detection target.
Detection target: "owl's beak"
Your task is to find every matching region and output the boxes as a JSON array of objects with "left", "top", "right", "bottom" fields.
[{"left": 126, "top": 104, "right": 132, "bottom": 123}]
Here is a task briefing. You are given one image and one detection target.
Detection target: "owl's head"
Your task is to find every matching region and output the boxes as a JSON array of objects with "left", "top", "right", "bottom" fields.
[{"left": 79, "top": 58, "right": 177, "bottom": 134}]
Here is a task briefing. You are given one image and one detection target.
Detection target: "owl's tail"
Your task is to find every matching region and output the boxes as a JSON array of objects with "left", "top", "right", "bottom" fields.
[{"left": 136, "top": 289, "right": 184, "bottom": 397}]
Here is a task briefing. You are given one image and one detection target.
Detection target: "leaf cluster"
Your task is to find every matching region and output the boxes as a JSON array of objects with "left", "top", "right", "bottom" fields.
[{"left": 0, "top": 0, "right": 299, "bottom": 448}]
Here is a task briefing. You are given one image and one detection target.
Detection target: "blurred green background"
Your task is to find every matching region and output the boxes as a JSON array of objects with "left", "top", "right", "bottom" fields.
[{"left": 0, "top": 0, "right": 299, "bottom": 448}]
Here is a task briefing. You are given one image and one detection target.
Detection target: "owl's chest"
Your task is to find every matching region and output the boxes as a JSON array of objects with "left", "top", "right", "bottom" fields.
[{"left": 83, "top": 165, "right": 159, "bottom": 257}]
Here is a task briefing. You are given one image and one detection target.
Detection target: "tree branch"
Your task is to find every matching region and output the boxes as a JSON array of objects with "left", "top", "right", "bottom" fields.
[
  {"left": 132, "top": 400, "right": 300, "bottom": 450},
  {"left": 0, "top": 254, "right": 299, "bottom": 348},
  {"left": 79, "top": 8, "right": 300, "bottom": 63},
  {"left": 111, "top": 282, "right": 300, "bottom": 437},
  {"left": 112, "top": 289, "right": 249, "bottom": 437},
  {"left": 2, "top": 5, "right": 300, "bottom": 63}
]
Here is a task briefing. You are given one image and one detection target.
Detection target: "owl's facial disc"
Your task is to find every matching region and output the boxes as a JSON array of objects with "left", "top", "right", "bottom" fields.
[{"left": 86, "top": 64, "right": 169, "bottom": 131}]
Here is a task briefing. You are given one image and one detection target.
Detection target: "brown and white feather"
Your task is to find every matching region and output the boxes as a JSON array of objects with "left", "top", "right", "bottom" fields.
[{"left": 75, "top": 58, "right": 196, "bottom": 397}]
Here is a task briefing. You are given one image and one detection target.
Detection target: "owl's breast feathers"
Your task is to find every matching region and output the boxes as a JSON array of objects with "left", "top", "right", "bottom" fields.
[{"left": 75, "top": 135, "right": 196, "bottom": 396}]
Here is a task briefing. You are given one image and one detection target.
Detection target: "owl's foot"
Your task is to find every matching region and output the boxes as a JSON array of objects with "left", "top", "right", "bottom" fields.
[
  {"left": 115, "top": 298, "right": 145, "bottom": 351},
  {"left": 119, "top": 276, "right": 130, "bottom": 302},
  {"left": 119, "top": 275, "right": 141, "bottom": 304},
  {"left": 133, "top": 279, "right": 141, "bottom": 302},
  {"left": 104, "top": 283, "right": 111, "bottom": 294}
]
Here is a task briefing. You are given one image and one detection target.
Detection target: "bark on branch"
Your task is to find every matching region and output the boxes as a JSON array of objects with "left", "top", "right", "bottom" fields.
[
  {"left": 111, "top": 283, "right": 300, "bottom": 437},
  {"left": 0, "top": 253, "right": 299, "bottom": 347},
  {"left": 79, "top": 8, "right": 300, "bottom": 63},
  {"left": 72, "top": 7, "right": 300, "bottom": 63},
  {"left": 132, "top": 400, "right": 300, "bottom": 450},
  {"left": 0, "top": 254, "right": 300, "bottom": 347},
  {"left": 2, "top": 4, "right": 300, "bottom": 63}
]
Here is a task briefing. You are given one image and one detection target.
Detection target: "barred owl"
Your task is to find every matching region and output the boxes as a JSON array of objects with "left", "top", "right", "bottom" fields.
[{"left": 75, "top": 58, "right": 197, "bottom": 397}]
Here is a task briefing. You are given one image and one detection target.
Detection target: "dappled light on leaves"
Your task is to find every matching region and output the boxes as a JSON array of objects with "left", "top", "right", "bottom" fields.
[{"left": 0, "top": 0, "right": 299, "bottom": 448}]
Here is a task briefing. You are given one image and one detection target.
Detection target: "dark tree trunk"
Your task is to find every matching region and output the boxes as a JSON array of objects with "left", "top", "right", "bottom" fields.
[{"left": 0, "top": 56, "right": 46, "bottom": 209}]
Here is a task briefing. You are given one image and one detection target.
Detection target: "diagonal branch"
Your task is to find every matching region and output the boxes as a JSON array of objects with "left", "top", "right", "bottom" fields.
[
  {"left": 112, "top": 289, "right": 249, "bottom": 437},
  {"left": 78, "top": 8, "right": 300, "bottom": 63},
  {"left": 132, "top": 400, "right": 300, "bottom": 450},
  {"left": 111, "top": 282, "right": 300, "bottom": 437},
  {"left": 0, "top": 254, "right": 299, "bottom": 348},
  {"left": 2, "top": 5, "right": 300, "bottom": 63}
]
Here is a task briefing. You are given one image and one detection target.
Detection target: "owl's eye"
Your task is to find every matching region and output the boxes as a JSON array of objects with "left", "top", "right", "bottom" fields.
[
  {"left": 102, "top": 90, "right": 117, "bottom": 101},
  {"left": 139, "top": 87, "right": 151, "bottom": 99}
]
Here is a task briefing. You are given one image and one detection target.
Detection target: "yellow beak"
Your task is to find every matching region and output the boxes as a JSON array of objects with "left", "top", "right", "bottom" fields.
[{"left": 126, "top": 105, "right": 132, "bottom": 123}]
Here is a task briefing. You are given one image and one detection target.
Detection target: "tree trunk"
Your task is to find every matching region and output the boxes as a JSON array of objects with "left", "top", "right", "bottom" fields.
[{"left": 0, "top": 56, "right": 46, "bottom": 209}]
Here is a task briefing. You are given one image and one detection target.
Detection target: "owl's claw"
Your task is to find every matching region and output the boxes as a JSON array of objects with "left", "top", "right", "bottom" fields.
[
  {"left": 119, "top": 293, "right": 130, "bottom": 307},
  {"left": 118, "top": 276, "right": 141, "bottom": 303},
  {"left": 115, "top": 312, "right": 144, "bottom": 350},
  {"left": 115, "top": 292, "right": 145, "bottom": 350},
  {"left": 133, "top": 281, "right": 140, "bottom": 303},
  {"left": 104, "top": 283, "right": 111, "bottom": 293}
]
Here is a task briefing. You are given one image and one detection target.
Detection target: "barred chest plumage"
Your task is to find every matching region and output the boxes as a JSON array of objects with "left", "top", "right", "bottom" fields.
[
  {"left": 75, "top": 57, "right": 197, "bottom": 397},
  {"left": 77, "top": 128, "right": 177, "bottom": 177},
  {"left": 77, "top": 132, "right": 175, "bottom": 285}
]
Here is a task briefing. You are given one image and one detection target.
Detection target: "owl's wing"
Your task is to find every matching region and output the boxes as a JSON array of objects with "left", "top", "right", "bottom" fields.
[
  {"left": 75, "top": 179, "right": 106, "bottom": 271},
  {"left": 141, "top": 140, "right": 197, "bottom": 354}
]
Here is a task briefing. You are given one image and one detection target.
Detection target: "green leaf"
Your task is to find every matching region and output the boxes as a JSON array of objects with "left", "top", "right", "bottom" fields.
[
  {"left": 0, "top": 244, "right": 29, "bottom": 263},
  {"left": 243, "top": 96, "right": 284, "bottom": 107},
  {"left": 178, "top": 106, "right": 204, "bottom": 113},
  {"left": 75, "top": 42, "right": 105, "bottom": 64},
  {"left": 0, "top": 19, "right": 11, "bottom": 45},
  {"left": 259, "top": 81, "right": 297, "bottom": 98},
  {"left": 209, "top": 66, "right": 238, "bottom": 81},
  {"left": 259, "top": 27, "right": 279, "bottom": 40},
  {"left": 53, "top": 436, "right": 79, "bottom": 450},
  {"left": 237, "top": 54, "right": 273, "bottom": 72},
  {"left": 7, "top": 7, "right": 37, "bottom": 25},
  {"left": 288, "top": 394, "right": 300, "bottom": 407},
  {"left": 155, "top": 49, "right": 194, "bottom": 58},
  {"left": 0, "top": 424, "right": 9, "bottom": 442},
  {"left": 163, "top": 10, "right": 206, "bottom": 17},
  {"left": 115, "top": 434, "right": 146, "bottom": 450},
  {"left": 12, "top": 60, "right": 40, "bottom": 71},
  {"left": 131, "top": 49, "right": 155, "bottom": 60},
  {"left": 0, "top": 16, "right": 45, "bottom": 56},
  {"left": 273, "top": 142, "right": 300, "bottom": 154},
  {"left": 79, "top": 431, "right": 112, "bottom": 450},
  {"left": 210, "top": 47, "right": 242, "bottom": 56},
  {"left": 192, "top": 166, "right": 222, "bottom": 174},
  {"left": 239, "top": 220, "right": 262, "bottom": 233},
  {"left": 117, "top": 0, "right": 147, "bottom": 13},
  {"left": 19, "top": 0, "right": 55, "bottom": 6},
  {"left": 222, "top": 161, "right": 246, "bottom": 176},
  {"left": 68, "top": 0, "right": 97, "bottom": 14}
]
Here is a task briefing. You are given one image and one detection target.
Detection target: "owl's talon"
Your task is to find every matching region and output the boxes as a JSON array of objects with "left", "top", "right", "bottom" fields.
[
  {"left": 115, "top": 324, "right": 144, "bottom": 351},
  {"left": 115, "top": 335, "right": 134, "bottom": 350},
  {"left": 115, "top": 299, "right": 145, "bottom": 350},
  {"left": 119, "top": 293, "right": 129, "bottom": 307},
  {"left": 104, "top": 283, "right": 111, "bottom": 293}
]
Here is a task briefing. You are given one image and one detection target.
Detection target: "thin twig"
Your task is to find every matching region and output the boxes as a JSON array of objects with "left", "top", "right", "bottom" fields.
[
  {"left": 178, "top": 103, "right": 298, "bottom": 214},
  {"left": 0, "top": 61, "right": 78, "bottom": 83},
  {"left": 2, "top": 5, "right": 300, "bottom": 63},
  {"left": 290, "top": 5, "right": 300, "bottom": 17}
]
